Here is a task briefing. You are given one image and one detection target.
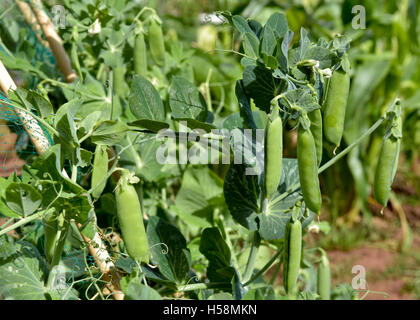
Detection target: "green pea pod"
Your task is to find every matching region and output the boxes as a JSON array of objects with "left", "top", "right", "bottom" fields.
[
  {"left": 113, "top": 66, "right": 128, "bottom": 98},
  {"left": 264, "top": 116, "right": 283, "bottom": 197},
  {"left": 149, "top": 19, "right": 165, "bottom": 67},
  {"left": 91, "top": 145, "right": 108, "bottom": 200},
  {"left": 317, "top": 253, "right": 331, "bottom": 300},
  {"left": 308, "top": 109, "right": 323, "bottom": 167},
  {"left": 115, "top": 169, "right": 150, "bottom": 263},
  {"left": 43, "top": 209, "right": 59, "bottom": 264},
  {"left": 134, "top": 31, "right": 147, "bottom": 77},
  {"left": 323, "top": 69, "right": 350, "bottom": 148},
  {"left": 373, "top": 117, "right": 402, "bottom": 207},
  {"left": 283, "top": 219, "right": 302, "bottom": 294},
  {"left": 297, "top": 126, "right": 322, "bottom": 215}
]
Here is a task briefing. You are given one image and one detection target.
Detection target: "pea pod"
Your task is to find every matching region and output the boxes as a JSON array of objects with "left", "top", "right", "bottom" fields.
[
  {"left": 317, "top": 253, "right": 331, "bottom": 300},
  {"left": 323, "top": 69, "right": 350, "bottom": 148},
  {"left": 113, "top": 66, "right": 128, "bottom": 98},
  {"left": 149, "top": 18, "right": 165, "bottom": 67},
  {"left": 134, "top": 31, "right": 147, "bottom": 77},
  {"left": 115, "top": 169, "right": 150, "bottom": 263},
  {"left": 297, "top": 126, "right": 322, "bottom": 215},
  {"left": 373, "top": 116, "right": 402, "bottom": 206},
  {"left": 43, "top": 209, "right": 58, "bottom": 264},
  {"left": 264, "top": 116, "right": 283, "bottom": 197},
  {"left": 283, "top": 218, "right": 302, "bottom": 294},
  {"left": 308, "top": 109, "right": 323, "bottom": 167},
  {"left": 91, "top": 145, "right": 108, "bottom": 200}
]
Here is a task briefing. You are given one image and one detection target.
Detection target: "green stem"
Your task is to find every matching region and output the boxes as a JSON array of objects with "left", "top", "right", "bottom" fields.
[
  {"left": 242, "top": 231, "right": 261, "bottom": 283},
  {"left": 178, "top": 282, "right": 231, "bottom": 292},
  {"left": 0, "top": 210, "right": 46, "bottom": 237},
  {"left": 243, "top": 246, "right": 283, "bottom": 286}
]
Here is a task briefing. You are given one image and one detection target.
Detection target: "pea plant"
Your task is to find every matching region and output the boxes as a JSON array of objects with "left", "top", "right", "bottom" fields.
[{"left": 0, "top": 3, "right": 402, "bottom": 300}]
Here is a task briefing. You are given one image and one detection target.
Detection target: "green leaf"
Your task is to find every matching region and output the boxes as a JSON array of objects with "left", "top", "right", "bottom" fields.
[
  {"left": 174, "top": 118, "right": 216, "bottom": 132},
  {"left": 27, "top": 90, "right": 53, "bottom": 118},
  {"left": 243, "top": 32, "right": 260, "bottom": 59},
  {"left": 0, "top": 178, "right": 20, "bottom": 218},
  {"left": 199, "top": 228, "right": 235, "bottom": 283},
  {"left": 175, "top": 167, "right": 224, "bottom": 216},
  {"left": 232, "top": 15, "right": 254, "bottom": 36},
  {"left": 5, "top": 183, "right": 42, "bottom": 217},
  {"left": 146, "top": 216, "right": 191, "bottom": 284},
  {"left": 128, "top": 119, "right": 169, "bottom": 132},
  {"left": 243, "top": 286, "right": 275, "bottom": 300},
  {"left": 124, "top": 278, "right": 162, "bottom": 300},
  {"left": 208, "top": 292, "right": 234, "bottom": 300},
  {"left": 169, "top": 76, "right": 207, "bottom": 121},
  {"left": 235, "top": 80, "right": 257, "bottom": 129},
  {"left": 242, "top": 66, "right": 279, "bottom": 113},
  {"left": 129, "top": 75, "right": 165, "bottom": 122},
  {"left": 0, "top": 241, "right": 47, "bottom": 300},
  {"left": 223, "top": 164, "right": 259, "bottom": 230},
  {"left": 91, "top": 120, "right": 130, "bottom": 145},
  {"left": 265, "top": 12, "right": 288, "bottom": 39}
]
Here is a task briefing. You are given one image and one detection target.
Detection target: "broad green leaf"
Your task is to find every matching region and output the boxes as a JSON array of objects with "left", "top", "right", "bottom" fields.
[
  {"left": 128, "top": 119, "right": 169, "bottom": 132},
  {"left": 147, "top": 216, "right": 191, "bottom": 284},
  {"left": 27, "top": 90, "right": 53, "bottom": 118},
  {"left": 235, "top": 80, "right": 257, "bottom": 129},
  {"left": 129, "top": 75, "right": 165, "bottom": 122},
  {"left": 175, "top": 167, "right": 224, "bottom": 216},
  {"left": 199, "top": 228, "right": 235, "bottom": 283},
  {"left": 223, "top": 164, "right": 259, "bottom": 230},
  {"left": 265, "top": 12, "right": 288, "bottom": 39},
  {"left": 0, "top": 241, "right": 47, "bottom": 300},
  {"left": 0, "top": 178, "right": 19, "bottom": 218},
  {"left": 169, "top": 76, "right": 207, "bottom": 121},
  {"left": 242, "top": 66, "right": 279, "bottom": 113},
  {"left": 124, "top": 278, "right": 162, "bottom": 300},
  {"left": 90, "top": 120, "right": 130, "bottom": 145},
  {"left": 5, "top": 183, "right": 42, "bottom": 217},
  {"left": 243, "top": 32, "right": 260, "bottom": 59}
]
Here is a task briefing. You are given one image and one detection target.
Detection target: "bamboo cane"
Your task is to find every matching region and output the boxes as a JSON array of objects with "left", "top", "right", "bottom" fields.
[
  {"left": 0, "top": 59, "right": 50, "bottom": 154},
  {"left": 29, "top": 0, "right": 77, "bottom": 83},
  {"left": 14, "top": 0, "right": 50, "bottom": 48}
]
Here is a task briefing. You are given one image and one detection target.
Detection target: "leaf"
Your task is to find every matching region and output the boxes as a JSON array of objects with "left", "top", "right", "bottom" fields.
[
  {"left": 243, "top": 32, "right": 260, "bottom": 59},
  {"left": 128, "top": 119, "right": 169, "bottom": 132},
  {"left": 0, "top": 241, "right": 47, "bottom": 300},
  {"left": 232, "top": 15, "right": 254, "bottom": 36},
  {"left": 175, "top": 167, "right": 224, "bottom": 216},
  {"left": 243, "top": 286, "right": 275, "bottom": 300},
  {"left": 199, "top": 228, "right": 235, "bottom": 283},
  {"left": 281, "top": 88, "right": 320, "bottom": 113},
  {"left": 265, "top": 12, "right": 288, "bottom": 39},
  {"left": 169, "top": 77, "right": 208, "bottom": 121},
  {"left": 242, "top": 66, "right": 279, "bottom": 113},
  {"left": 27, "top": 90, "right": 53, "bottom": 118},
  {"left": 147, "top": 216, "right": 191, "bottom": 284},
  {"left": 91, "top": 120, "right": 130, "bottom": 145},
  {"left": 128, "top": 75, "right": 165, "bottom": 122},
  {"left": 223, "top": 164, "right": 259, "bottom": 230},
  {"left": 208, "top": 292, "right": 233, "bottom": 300},
  {"left": 124, "top": 278, "right": 162, "bottom": 300},
  {"left": 174, "top": 118, "right": 216, "bottom": 132},
  {"left": 276, "top": 29, "right": 294, "bottom": 71},
  {"left": 261, "top": 26, "right": 276, "bottom": 57},
  {"left": 5, "top": 183, "right": 42, "bottom": 217},
  {"left": 0, "top": 178, "right": 20, "bottom": 218},
  {"left": 235, "top": 80, "right": 257, "bottom": 129}
]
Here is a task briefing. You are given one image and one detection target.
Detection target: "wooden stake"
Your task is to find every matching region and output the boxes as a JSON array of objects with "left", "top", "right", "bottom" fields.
[
  {"left": 0, "top": 59, "right": 50, "bottom": 154},
  {"left": 29, "top": 0, "right": 77, "bottom": 83},
  {"left": 14, "top": 0, "right": 50, "bottom": 48}
]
